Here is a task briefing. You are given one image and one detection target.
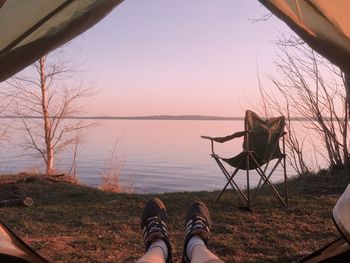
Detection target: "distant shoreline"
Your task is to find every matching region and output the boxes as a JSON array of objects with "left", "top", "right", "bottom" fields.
[
  {"left": 68, "top": 115, "right": 245, "bottom": 121},
  {"left": 0, "top": 115, "right": 319, "bottom": 121}
]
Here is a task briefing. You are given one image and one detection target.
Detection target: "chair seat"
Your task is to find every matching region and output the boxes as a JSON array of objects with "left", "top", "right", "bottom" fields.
[
  {"left": 222, "top": 152, "right": 263, "bottom": 170},
  {"left": 222, "top": 151, "right": 284, "bottom": 170}
]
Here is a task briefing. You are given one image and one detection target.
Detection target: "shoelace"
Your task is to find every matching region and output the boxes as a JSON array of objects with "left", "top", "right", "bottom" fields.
[
  {"left": 142, "top": 216, "right": 168, "bottom": 242},
  {"left": 185, "top": 215, "right": 210, "bottom": 237}
]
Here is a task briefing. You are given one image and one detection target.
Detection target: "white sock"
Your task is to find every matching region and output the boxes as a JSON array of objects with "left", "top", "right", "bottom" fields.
[
  {"left": 186, "top": 236, "right": 205, "bottom": 260},
  {"left": 149, "top": 239, "right": 168, "bottom": 261}
]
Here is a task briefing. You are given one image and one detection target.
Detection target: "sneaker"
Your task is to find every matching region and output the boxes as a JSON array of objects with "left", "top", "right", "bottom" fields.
[
  {"left": 182, "top": 201, "right": 212, "bottom": 263},
  {"left": 140, "top": 198, "right": 172, "bottom": 263}
]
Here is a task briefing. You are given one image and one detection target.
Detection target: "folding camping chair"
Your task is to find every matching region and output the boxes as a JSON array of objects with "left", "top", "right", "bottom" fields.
[{"left": 202, "top": 110, "right": 288, "bottom": 209}]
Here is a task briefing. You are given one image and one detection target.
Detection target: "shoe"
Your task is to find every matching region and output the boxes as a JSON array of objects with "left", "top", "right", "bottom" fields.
[
  {"left": 182, "top": 201, "right": 212, "bottom": 263},
  {"left": 140, "top": 198, "right": 172, "bottom": 263}
]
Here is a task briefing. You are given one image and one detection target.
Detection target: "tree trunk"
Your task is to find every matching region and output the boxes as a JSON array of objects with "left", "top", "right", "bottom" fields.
[
  {"left": 344, "top": 73, "right": 350, "bottom": 171},
  {"left": 345, "top": 73, "right": 350, "bottom": 124},
  {"left": 39, "top": 57, "right": 53, "bottom": 176}
]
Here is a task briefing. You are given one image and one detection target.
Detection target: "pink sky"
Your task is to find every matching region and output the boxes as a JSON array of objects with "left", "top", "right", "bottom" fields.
[{"left": 71, "top": 0, "right": 291, "bottom": 117}]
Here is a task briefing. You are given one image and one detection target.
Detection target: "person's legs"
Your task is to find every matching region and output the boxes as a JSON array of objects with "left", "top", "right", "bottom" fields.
[
  {"left": 136, "top": 198, "right": 172, "bottom": 263},
  {"left": 136, "top": 239, "right": 167, "bottom": 263},
  {"left": 182, "top": 201, "right": 225, "bottom": 263},
  {"left": 189, "top": 242, "right": 224, "bottom": 263}
]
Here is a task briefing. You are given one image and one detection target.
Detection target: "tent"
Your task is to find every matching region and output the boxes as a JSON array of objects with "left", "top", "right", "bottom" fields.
[
  {"left": 0, "top": 0, "right": 124, "bottom": 82},
  {"left": 258, "top": 0, "right": 350, "bottom": 112}
]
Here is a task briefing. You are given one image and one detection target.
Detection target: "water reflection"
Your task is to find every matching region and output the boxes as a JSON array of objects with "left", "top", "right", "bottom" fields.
[{"left": 0, "top": 120, "right": 315, "bottom": 193}]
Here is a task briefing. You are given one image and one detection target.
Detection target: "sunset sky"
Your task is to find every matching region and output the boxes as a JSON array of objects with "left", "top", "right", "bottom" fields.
[{"left": 70, "top": 0, "right": 292, "bottom": 117}]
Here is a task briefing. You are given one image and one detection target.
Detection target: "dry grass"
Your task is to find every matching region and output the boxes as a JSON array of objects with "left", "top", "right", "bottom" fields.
[
  {"left": 0, "top": 169, "right": 349, "bottom": 262},
  {"left": 99, "top": 141, "right": 129, "bottom": 193}
]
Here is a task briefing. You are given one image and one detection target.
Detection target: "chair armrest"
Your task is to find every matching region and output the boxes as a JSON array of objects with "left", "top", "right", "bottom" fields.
[
  {"left": 201, "top": 131, "right": 248, "bottom": 154},
  {"left": 201, "top": 135, "right": 213, "bottom": 140},
  {"left": 201, "top": 135, "right": 215, "bottom": 154},
  {"left": 204, "top": 131, "right": 248, "bottom": 143}
]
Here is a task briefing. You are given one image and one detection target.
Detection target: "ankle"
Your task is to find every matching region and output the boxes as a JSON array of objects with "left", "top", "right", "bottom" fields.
[
  {"left": 186, "top": 235, "right": 206, "bottom": 260},
  {"left": 149, "top": 239, "right": 168, "bottom": 261}
]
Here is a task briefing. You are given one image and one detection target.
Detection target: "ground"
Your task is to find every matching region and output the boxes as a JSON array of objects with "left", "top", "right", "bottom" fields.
[{"left": 0, "top": 170, "right": 349, "bottom": 263}]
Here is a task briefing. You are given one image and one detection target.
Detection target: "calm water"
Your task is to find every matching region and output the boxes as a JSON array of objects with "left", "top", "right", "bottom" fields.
[{"left": 0, "top": 120, "right": 298, "bottom": 193}]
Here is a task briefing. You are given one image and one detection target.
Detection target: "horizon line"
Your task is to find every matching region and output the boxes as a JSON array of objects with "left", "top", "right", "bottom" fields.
[{"left": 0, "top": 114, "right": 318, "bottom": 121}]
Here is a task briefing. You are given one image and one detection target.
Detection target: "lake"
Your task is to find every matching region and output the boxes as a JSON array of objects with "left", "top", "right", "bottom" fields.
[{"left": 0, "top": 119, "right": 306, "bottom": 193}]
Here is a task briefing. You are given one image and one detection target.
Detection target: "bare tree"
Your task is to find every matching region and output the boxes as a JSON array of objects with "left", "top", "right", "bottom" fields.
[
  {"left": 0, "top": 100, "right": 11, "bottom": 143},
  {"left": 4, "top": 50, "right": 94, "bottom": 176},
  {"left": 259, "top": 34, "right": 349, "bottom": 173},
  {"left": 257, "top": 73, "right": 311, "bottom": 175}
]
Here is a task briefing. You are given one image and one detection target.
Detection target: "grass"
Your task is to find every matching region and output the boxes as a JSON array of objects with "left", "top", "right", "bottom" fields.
[{"left": 0, "top": 170, "right": 349, "bottom": 263}]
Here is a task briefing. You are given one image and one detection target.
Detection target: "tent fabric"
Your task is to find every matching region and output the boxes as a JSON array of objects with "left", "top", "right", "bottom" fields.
[
  {"left": 0, "top": 221, "right": 47, "bottom": 262},
  {"left": 333, "top": 183, "right": 350, "bottom": 243},
  {"left": 0, "top": 0, "right": 124, "bottom": 82},
  {"left": 299, "top": 237, "right": 350, "bottom": 263},
  {"left": 258, "top": 0, "right": 350, "bottom": 74}
]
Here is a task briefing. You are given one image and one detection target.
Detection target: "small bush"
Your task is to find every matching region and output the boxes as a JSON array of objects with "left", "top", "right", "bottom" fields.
[{"left": 99, "top": 140, "right": 129, "bottom": 193}]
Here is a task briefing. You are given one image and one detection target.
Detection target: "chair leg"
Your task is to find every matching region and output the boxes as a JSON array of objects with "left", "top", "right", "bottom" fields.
[
  {"left": 256, "top": 161, "right": 270, "bottom": 190},
  {"left": 283, "top": 134, "right": 288, "bottom": 207},
  {"left": 250, "top": 157, "right": 287, "bottom": 207},
  {"left": 213, "top": 157, "right": 248, "bottom": 204},
  {"left": 246, "top": 152, "right": 251, "bottom": 209},
  {"left": 253, "top": 159, "right": 282, "bottom": 199},
  {"left": 256, "top": 165, "right": 287, "bottom": 207},
  {"left": 283, "top": 159, "right": 288, "bottom": 207}
]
